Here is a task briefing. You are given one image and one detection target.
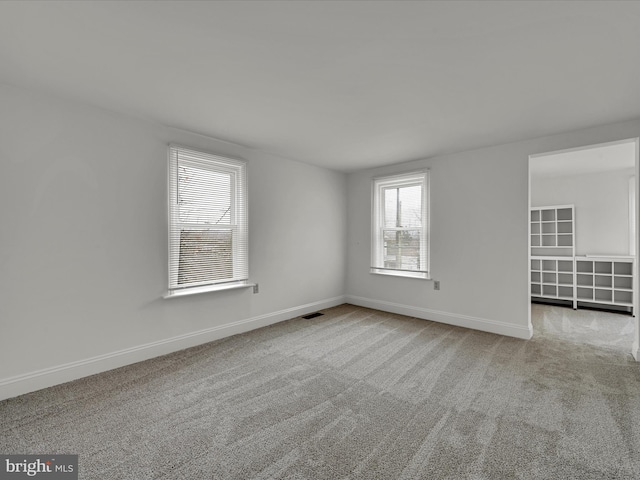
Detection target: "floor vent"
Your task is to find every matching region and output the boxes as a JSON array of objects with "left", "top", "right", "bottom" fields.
[{"left": 302, "top": 312, "right": 324, "bottom": 319}]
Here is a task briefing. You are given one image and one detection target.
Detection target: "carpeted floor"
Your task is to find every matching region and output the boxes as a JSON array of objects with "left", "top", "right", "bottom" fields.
[
  {"left": 1, "top": 304, "right": 640, "bottom": 479},
  {"left": 532, "top": 302, "right": 636, "bottom": 352}
]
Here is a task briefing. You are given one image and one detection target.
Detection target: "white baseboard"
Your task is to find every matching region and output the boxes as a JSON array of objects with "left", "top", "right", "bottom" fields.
[
  {"left": 0, "top": 296, "right": 346, "bottom": 401},
  {"left": 633, "top": 341, "right": 639, "bottom": 362},
  {"left": 346, "top": 295, "right": 533, "bottom": 340}
]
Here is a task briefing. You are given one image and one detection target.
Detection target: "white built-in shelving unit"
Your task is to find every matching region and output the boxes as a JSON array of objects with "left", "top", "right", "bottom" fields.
[
  {"left": 575, "top": 257, "right": 634, "bottom": 309},
  {"left": 530, "top": 205, "right": 575, "bottom": 256},
  {"left": 530, "top": 204, "right": 635, "bottom": 315},
  {"left": 530, "top": 257, "right": 575, "bottom": 305}
]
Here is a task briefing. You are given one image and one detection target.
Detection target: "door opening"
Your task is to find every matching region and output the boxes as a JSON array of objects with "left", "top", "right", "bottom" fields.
[{"left": 528, "top": 138, "right": 639, "bottom": 358}]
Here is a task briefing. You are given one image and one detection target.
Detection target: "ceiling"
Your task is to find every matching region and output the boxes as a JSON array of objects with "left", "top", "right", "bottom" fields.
[
  {"left": 530, "top": 140, "right": 636, "bottom": 180},
  {"left": 1, "top": 1, "right": 640, "bottom": 172}
]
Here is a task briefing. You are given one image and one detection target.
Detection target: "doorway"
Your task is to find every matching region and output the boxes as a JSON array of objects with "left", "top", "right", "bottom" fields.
[{"left": 528, "top": 138, "right": 639, "bottom": 357}]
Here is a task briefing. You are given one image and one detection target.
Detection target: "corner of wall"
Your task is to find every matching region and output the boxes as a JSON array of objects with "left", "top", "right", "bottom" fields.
[{"left": 345, "top": 295, "right": 532, "bottom": 340}]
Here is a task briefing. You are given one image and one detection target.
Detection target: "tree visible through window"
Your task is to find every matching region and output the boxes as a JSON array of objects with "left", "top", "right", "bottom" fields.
[{"left": 168, "top": 146, "right": 247, "bottom": 293}]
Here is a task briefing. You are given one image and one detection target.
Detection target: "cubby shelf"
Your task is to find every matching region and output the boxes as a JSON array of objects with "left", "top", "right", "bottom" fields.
[
  {"left": 531, "top": 256, "right": 635, "bottom": 312},
  {"left": 574, "top": 258, "right": 635, "bottom": 307},
  {"left": 530, "top": 257, "right": 575, "bottom": 303},
  {"left": 530, "top": 205, "right": 575, "bottom": 255},
  {"left": 530, "top": 205, "right": 635, "bottom": 315}
]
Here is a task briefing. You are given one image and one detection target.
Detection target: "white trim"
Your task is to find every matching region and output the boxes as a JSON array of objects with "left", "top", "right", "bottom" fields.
[
  {"left": 633, "top": 342, "right": 639, "bottom": 361},
  {"left": 370, "top": 268, "right": 430, "bottom": 279},
  {"left": 164, "top": 282, "right": 255, "bottom": 299},
  {"left": 346, "top": 295, "right": 533, "bottom": 340},
  {"left": 528, "top": 137, "right": 639, "bottom": 160},
  {"left": 630, "top": 176, "right": 636, "bottom": 257},
  {"left": 0, "top": 296, "right": 346, "bottom": 401},
  {"left": 372, "top": 169, "right": 428, "bottom": 182}
]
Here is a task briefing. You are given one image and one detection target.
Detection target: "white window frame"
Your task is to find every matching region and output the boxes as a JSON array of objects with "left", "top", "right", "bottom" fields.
[
  {"left": 166, "top": 145, "right": 249, "bottom": 298},
  {"left": 371, "top": 170, "right": 430, "bottom": 279}
]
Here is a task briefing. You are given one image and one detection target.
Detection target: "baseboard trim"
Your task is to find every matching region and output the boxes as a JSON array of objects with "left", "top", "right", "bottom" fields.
[
  {"left": 633, "top": 341, "right": 639, "bottom": 362},
  {"left": 346, "top": 295, "right": 533, "bottom": 340},
  {"left": 0, "top": 295, "right": 346, "bottom": 401}
]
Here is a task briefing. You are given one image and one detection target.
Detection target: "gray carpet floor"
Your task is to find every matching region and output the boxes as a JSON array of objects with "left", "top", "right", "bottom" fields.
[
  {"left": 532, "top": 302, "right": 636, "bottom": 352},
  {"left": 1, "top": 304, "right": 640, "bottom": 479}
]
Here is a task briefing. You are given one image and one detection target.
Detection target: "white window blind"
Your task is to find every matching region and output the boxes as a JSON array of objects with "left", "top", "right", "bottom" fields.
[
  {"left": 371, "top": 171, "right": 429, "bottom": 279},
  {"left": 168, "top": 145, "right": 248, "bottom": 294}
]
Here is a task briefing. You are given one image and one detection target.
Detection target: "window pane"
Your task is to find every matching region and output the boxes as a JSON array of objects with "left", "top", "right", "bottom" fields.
[
  {"left": 383, "top": 185, "right": 422, "bottom": 228},
  {"left": 177, "top": 229, "right": 233, "bottom": 284},
  {"left": 383, "top": 188, "right": 398, "bottom": 228},
  {"left": 383, "top": 229, "right": 421, "bottom": 271},
  {"left": 399, "top": 185, "right": 422, "bottom": 228},
  {"left": 178, "top": 165, "right": 232, "bottom": 225}
]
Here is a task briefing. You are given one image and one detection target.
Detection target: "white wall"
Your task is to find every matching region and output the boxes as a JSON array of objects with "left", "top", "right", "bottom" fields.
[
  {"left": 0, "top": 83, "right": 347, "bottom": 399},
  {"left": 2, "top": 82, "right": 639, "bottom": 400},
  {"left": 532, "top": 168, "right": 635, "bottom": 256},
  {"left": 346, "top": 121, "right": 640, "bottom": 344}
]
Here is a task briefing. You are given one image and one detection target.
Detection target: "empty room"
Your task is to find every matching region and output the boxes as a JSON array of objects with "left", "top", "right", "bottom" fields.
[{"left": 1, "top": 1, "right": 640, "bottom": 479}]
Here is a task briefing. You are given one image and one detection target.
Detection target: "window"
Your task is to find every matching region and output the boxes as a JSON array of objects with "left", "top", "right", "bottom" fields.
[
  {"left": 167, "top": 145, "right": 248, "bottom": 295},
  {"left": 371, "top": 171, "right": 429, "bottom": 279}
]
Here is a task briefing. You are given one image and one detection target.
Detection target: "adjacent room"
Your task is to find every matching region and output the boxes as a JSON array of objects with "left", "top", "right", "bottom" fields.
[
  {"left": 530, "top": 140, "right": 638, "bottom": 351},
  {"left": 1, "top": 1, "right": 640, "bottom": 479}
]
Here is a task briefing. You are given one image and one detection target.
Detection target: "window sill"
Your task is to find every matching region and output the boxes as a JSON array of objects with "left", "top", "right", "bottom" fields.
[
  {"left": 370, "top": 268, "right": 431, "bottom": 280},
  {"left": 164, "top": 282, "right": 255, "bottom": 299}
]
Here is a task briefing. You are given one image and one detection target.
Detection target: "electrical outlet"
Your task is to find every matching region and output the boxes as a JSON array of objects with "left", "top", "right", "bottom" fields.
[
  {"left": 253, "top": 284, "right": 259, "bottom": 294},
  {"left": 434, "top": 281, "right": 440, "bottom": 290}
]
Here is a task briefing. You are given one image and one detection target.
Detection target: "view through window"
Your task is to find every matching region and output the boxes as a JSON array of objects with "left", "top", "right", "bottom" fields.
[
  {"left": 372, "top": 171, "right": 429, "bottom": 278},
  {"left": 168, "top": 146, "right": 248, "bottom": 294}
]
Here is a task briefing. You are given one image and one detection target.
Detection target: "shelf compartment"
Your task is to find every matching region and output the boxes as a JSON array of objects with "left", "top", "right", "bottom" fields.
[
  {"left": 541, "top": 210, "right": 556, "bottom": 222},
  {"left": 595, "top": 289, "right": 613, "bottom": 302},
  {"left": 542, "top": 272, "right": 557, "bottom": 283},
  {"left": 576, "top": 261, "right": 593, "bottom": 273},
  {"left": 531, "top": 223, "right": 541, "bottom": 234},
  {"left": 577, "top": 287, "right": 593, "bottom": 300},
  {"left": 542, "top": 260, "right": 556, "bottom": 271},
  {"left": 542, "top": 235, "right": 556, "bottom": 247},
  {"left": 557, "top": 260, "right": 573, "bottom": 273},
  {"left": 558, "top": 286, "right": 573, "bottom": 299},
  {"left": 542, "top": 223, "right": 556, "bottom": 234},
  {"left": 614, "top": 290, "right": 633, "bottom": 305},
  {"left": 531, "top": 210, "right": 540, "bottom": 222},
  {"left": 595, "top": 275, "right": 613, "bottom": 288},
  {"left": 576, "top": 274, "right": 593, "bottom": 286},
  {"left": 614, "top": 276, "right": 632, "bottom": 289},
  {"left": 557, "top": 273, "right": 573, "bottom": 285},
  {"left": 531, "top": 235, "right": 541, "bottom": 247},
  {"left": 556, "top": 208, "right": 572, "bottom": 221},
  {"left": 557, "top": 235, "right": 573, "bottom": 247},
  {"left": 614, "top": 262, "right": 633, "bottom": 276},
  {"left": 531, "top": 272, "right": 541, "bottom": 283},
  {"left": 531, "top": 259, "right": 541, "bottom": 271},
  {"left": 531, "top": 284, "right": 541, "bottom": 296},
  {"left": 594, "top": 262, "right": 612, "bottom": 274},
  {"left": 542, "top": 285, "right": 557, "bottom": 297},
  {"left": 557, "top": 222, "right": 572, "bottom": 234}
]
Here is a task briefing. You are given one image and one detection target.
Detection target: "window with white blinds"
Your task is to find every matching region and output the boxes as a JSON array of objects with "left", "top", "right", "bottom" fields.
[
  {"left": 371, "top": 171, "right": 430, "bottom": 279},
  {"left": 168, "top": 145, "right": 248, "bottom": 295}
]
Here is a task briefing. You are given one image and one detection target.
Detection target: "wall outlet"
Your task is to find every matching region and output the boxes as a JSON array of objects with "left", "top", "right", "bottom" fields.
[
  {"left": 253, "top": 284, "right": 259, "bottom": 294},
  {"left": 434, "top": 281, "right": 440, "bottom": 290}
]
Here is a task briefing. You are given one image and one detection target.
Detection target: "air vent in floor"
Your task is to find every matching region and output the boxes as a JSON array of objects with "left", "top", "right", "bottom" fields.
[{"left": 302, "top": 312, "right": 324, "bottom": 319}]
